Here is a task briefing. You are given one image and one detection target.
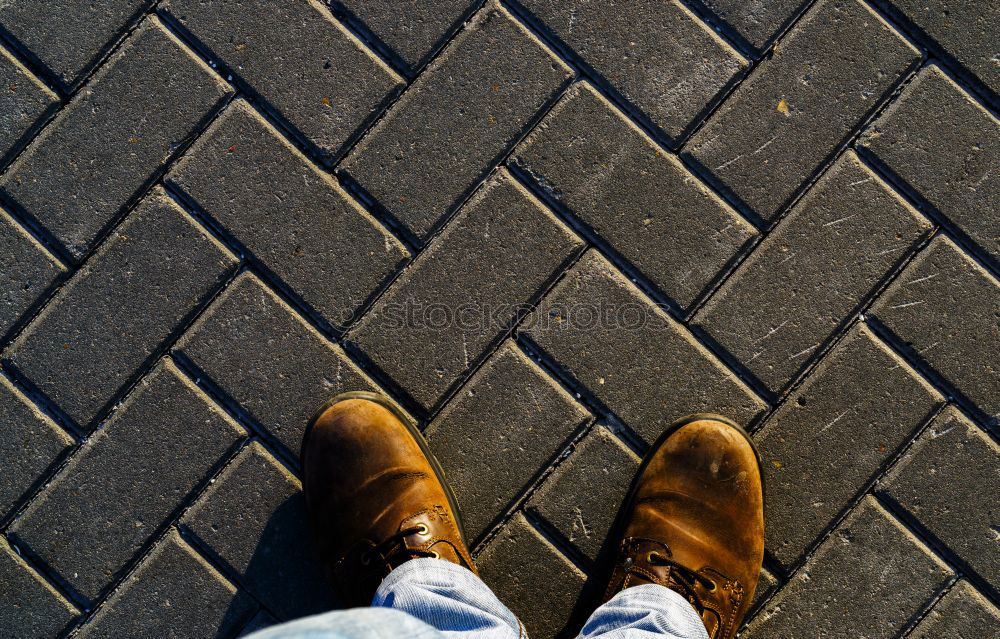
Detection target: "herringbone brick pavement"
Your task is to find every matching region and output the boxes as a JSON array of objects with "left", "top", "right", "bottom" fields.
[{"left": 0, "top": 1, "right": 997, "bottom": 637}]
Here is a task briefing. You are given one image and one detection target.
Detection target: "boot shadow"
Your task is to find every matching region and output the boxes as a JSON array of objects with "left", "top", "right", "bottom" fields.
[{"left": 205, "top": 493, "right": 342, "bottom": 638}]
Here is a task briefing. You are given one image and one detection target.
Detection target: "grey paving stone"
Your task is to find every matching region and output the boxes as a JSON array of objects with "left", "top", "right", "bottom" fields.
[
  {"left": 685, "top": 0, "right": 921, "bottom": 223},
  {"left": 76, "top": 530, "right": 255, "bottom": 639},
  {"left": 337, "top": 0, "right": 476, "bottom": 69},
  {"left": 870, "top": 236, "right": 1000, "bottom": 422},
  {"left": 859, "top": 66, "right": 999, "bottom": 264},
  {"left": 0, "top": 0, "right": 150, "bottom": 87},
  {"left": 6, "top": 190, "right": 237, "bottom": 428},
  {"left": 695, "top": 151, "right": 932, "bottom": 392},
  {"left": 511, "top": 82, "right": 757, "bottom": 310},
  {"left": 176, "top": 273, "right": 380, "bottom": 455},
  {"left": 161, "top": 0, "right": 402, "bottom": 160},
  {"left": 875, "top": 0, "right": 1000, "bottom": 97},
  {"left": 518, "top": 0, "right": 746, "bottom": 143},
  {"left": 9, "top": 361, "right": 243, "bottom": 602},
  {"left": 343, "top": 3, "right": 572, "bottom": 240},
  {"left": 348, "top": 170, "right": 583, "bottom": 410},
  {"left": 0, "top": 18, "right": 231, "bottom": 259},
  {"left": 0, "top": 207, "right": 63, "bottom": 342},
  {"left": 181, "top": 442, "right": 334, "bottom": 621},
  {"left": 697, "top": 0, "right": 809, "bottom": 51},
  {"left": 0, "top": 48, "right": 57, "bottom": 160},
  {"left": 747, "top": 497, "right": 953, "bottom": 639},
  {"left": 909, "top": 580, "right": 1000, "bottom": 639},
  {"left": 478, "top": 513, "right": 586, "bottom": 638},
  {"left": 168, "top": 100, "right": 409, "bottom": 329},
  {"left": 879, "top": 406, "right": 1000, "bottom": 589},
  {"left": 751, "top": 568, "right": 780, "bottom": 613},
  {"left": 426, "top": 341, "right": 591, "bottom": 542},
  {"left": 527, "top": 425, "right": 639, "bottom": 563},
  {"left": 0, "top": 374, "right": 72, "bottom": 520},
  {"left": 524, "top": 250, "right": 766, "bottom": 444},
  {"left": 0, "top": 537, "right": 77, "bottom": 639},
  {"left": 755, "top": 324, "right": 944, "bottom": 569}
]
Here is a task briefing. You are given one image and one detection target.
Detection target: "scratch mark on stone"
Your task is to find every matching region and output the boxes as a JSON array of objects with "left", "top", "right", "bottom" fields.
[
  {"left": 753, "top": 135, "right": 778, "bottom": 155},
  {"left": 890, "top": 300, "right": 925, "bottom": 310},
  {"left": 777, "top": 251, "right": 797, "bottom": 266},
  {"left": 715, "top": 153, "right": 745, "bottom": 171},
  {"left": 906, "top": 273, "right": 937, "bottom": 286},
  {"left": 874, "top": 245, "right": 906, "bottom": 257},
  {"left": 823, "top": 214, "right": 857, "bottom": 227},
  {"left": 461, "top": 332, "right": 471, "bottom": 367},
  {"left": 757, "top": 320, "right": 789, "bottom": 343},
  {"left": 818, "top": 409, "right": 850, "bottom": 435},
  {"left": 848, "top": 177, "right": 872, "bottom": 187},
  {"left": 932, "top": 424, "right": 956, "bottom": 438},
  {"left": 787, "top": 344, "right": 819, "bottom": 360}
]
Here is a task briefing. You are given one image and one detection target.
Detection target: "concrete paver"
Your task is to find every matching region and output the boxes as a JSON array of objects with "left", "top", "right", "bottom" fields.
[
  {"left": 0, "top": 0, "right": 151, "bottom": 88},
  {"left": 0, "top": 537, "right": 77, "bottom": 639},
  {"left": 348, "top": 170, "right": 583, "bottom": 410},
  {"left": 336, "top": 0, "right": 476, "bottom": 70},
  {"left": 695, "top": 151, "right": 932, "bottom": 392},
  {"left": 0, "top": 208, "right": 64, "bottom": 342},
  {"left": 880, "top": 406, "right": 1000, "bottom": 589},
  {"left": 686, "top": 0, "right": 921, "bottom": 223},
  {"left": 74, "top": 530, "right": 255, "bottom": 639},
  {"left": 525, "top": 250, "right": 767, "bottom": 444},
  {"left": 747, "top": 497, "right": 953, "bottom": 638},
  {"left": 175, "top": 273, "right": 379, "bottom": 455},
  {"left": 478, "top": 513, "right": 586, "bottom": 638},
  {"left": 0, "top": 374, "right": 71, "bottom": 521},
  {"left": 343, "top": 3, "right": 572, "bottom": 240},
  {"left": 181, "top": 442, "right": 335, "bottom": 621},
  {"left": 0, "top": 19, "right": 231, "bottom": 259},
  {"left": 6, "top": 190, "right": 237, "bottom": 428},
  {"left": 0, "top": 48, "right": 57, "bottom": 162},
  {"left": 859, "top": 65, "right": 999, "bottom": 264},
  {"left": 871, "top": 236, "right": 1000, "bottom": 422},
  {"left": 161, "top": 0, "right": 403, "bottom": 161},
  {"left": 527, "top": 425, "right": 639, "bottom": 563},
  {"left": 517, "top": 0, "right": 747, "bottom": 143},
  {"left": 168, "top": 100, "right": 409, "bottom": 330},
  {"left": 909, "top": 580, "right": 1000, "bottom": 638},
  {"left": 426, "top": 341, "right": 591, "bottom": 542},
  {"left": 755, "top": 324, "right": 944, "bottom": 569},
  {"left": 512, "top": 82, "right": 757, "bottom": 310},
  {"left": 9, "top": 361, "right": 243, "bottom": 602}
]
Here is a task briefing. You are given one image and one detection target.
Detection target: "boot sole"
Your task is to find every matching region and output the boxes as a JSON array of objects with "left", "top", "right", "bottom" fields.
[{"left": 302, "top": 391, "right": 469, "bottom": 543}]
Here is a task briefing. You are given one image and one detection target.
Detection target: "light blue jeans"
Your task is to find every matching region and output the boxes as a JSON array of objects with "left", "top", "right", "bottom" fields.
[{"left": 247, "top": 558, "right": 710, "bottom": 639}]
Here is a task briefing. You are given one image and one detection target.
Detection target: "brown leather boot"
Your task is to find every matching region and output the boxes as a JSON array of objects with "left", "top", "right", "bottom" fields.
[
  {"left": 602, "top": 414, "right": 764, "bottom": 639},
  {"left": 301, "top": 392, "right": 476, "bottom": 606}
]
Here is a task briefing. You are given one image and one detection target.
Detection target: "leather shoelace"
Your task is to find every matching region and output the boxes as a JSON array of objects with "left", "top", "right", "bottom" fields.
[
  {"left": 361, "top": 525, "right": 438, "bottom": 566},
  {"left": 624, "top": 539, "right": 716, "bottom": 612}
]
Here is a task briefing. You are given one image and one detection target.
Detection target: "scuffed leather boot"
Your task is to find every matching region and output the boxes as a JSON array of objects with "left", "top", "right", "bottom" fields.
[
  {"left": 603, "top": 414, "right": 764, "bottom": 639},
  {"left": 301, "top": 392, "right": 476, "bottom": 606}
]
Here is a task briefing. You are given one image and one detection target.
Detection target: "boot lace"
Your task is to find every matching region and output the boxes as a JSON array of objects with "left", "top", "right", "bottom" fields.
[
  {"left": 625, "top": 539, "right": 716, "bottom": 612},
  {"left": 361, "top": 525, "right": 438, "bottom": 566}
]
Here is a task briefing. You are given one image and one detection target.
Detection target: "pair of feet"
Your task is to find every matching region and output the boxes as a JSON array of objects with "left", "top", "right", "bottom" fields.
[{"left": 301, "top": 393, "right": 764, "bottom": 639}]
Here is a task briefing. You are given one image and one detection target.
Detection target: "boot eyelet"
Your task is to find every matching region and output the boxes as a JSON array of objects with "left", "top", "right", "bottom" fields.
[
  {"left": 646, "top": 551, "right": 660, "bottom": 563},
  {"left": 429, "top": 551, "right": 440, "bottom": 559},
  {"left": 360, "top": 555, "right": 371, "bottom": 566},
  {"left": 416, "top": 524, "right": 429, "bottom": 536},
  {"left": 706, "top": 581, "right": 717, "bottom": 592}
]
